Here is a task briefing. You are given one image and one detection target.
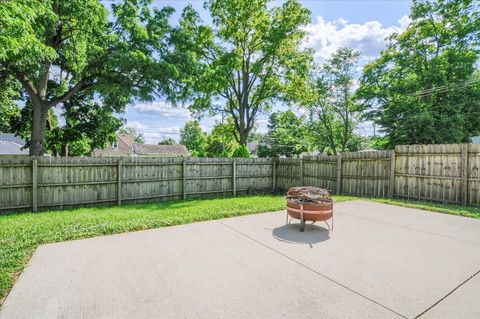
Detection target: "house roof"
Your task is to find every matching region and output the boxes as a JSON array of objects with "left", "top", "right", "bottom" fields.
[
  {"left": 134, "top": 144, "right": 190, "bottom": 156},
  {"left": 471, "top": 136, "right": 480, "bottom": 144},
  {"left": 94, "top": 133, "right": 190, "bottom": 157},
  {"left": 93, "top": 149, "right": 130, "bottom": 157},
  {"left": 0, "top": 133, "right": 25, "bottom": 145},
  {"left": 0, "top": 133, "right": 28, "bottom": 155},
  {"left": 118, "top": 134, "right": 135, "bottom": 148}
]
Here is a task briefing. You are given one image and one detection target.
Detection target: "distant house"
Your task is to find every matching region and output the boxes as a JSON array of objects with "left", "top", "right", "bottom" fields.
[
  {"left": 93, "top": 134, "right": 190, "bottom": 157},
  {"left": 0, "top": 133, "right": 28, "bottom": 155},
  {"left": 247, "top": 143, "right": 259, "bottom": 157},
  {"left": 299, "top": 151, "right": 321, "bottom": 158},
  {"left": 471, "top": 136, "right": 480, "bottom": 144}
]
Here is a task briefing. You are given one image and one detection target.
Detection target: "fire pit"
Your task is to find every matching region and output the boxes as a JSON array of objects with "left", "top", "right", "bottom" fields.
[{"left": 286, "top": 187, "right": 333, "bottom": 232}]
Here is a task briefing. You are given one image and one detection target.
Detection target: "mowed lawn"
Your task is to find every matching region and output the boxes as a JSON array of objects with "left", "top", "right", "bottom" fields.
[{"left": 1, "top": 195, "right": 479, "bottom": 302}]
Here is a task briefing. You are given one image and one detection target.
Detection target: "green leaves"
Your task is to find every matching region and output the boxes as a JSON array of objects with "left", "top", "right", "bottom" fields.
[
  {"left": 357, "top": 0, "right": 480, "bottom": 147},
  {"left": 173, "top": 0, "right": 312, "bottom": 145},
  {"left": 257, "top": 110, "right": 308, "bottom": 158},
  {"left": 0, "top": 0, "right": 187, "bottom": 154},
  {"left": 300, "top": 47, "right": 361, "bottom": 155},
  {"left": 180, "top": 120, "right": 208, "bottom": 157}
]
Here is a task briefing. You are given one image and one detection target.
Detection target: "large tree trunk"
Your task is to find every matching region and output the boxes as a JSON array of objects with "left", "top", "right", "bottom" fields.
[
  {"left": 239, "top": 130, "right": 249, "bottom": 145},
  {"left": 29, "top": 101, "right": 49, "bottom": 156}
]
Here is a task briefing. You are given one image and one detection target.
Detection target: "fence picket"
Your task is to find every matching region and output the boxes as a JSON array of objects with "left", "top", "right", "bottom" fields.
[{"left": 0, "top": 143, "right": 478, "bottom": 212}]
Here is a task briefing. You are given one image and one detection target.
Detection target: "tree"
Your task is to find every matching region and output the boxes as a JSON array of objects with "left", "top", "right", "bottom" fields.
[
  {"left": 158, "top": 138, "right": 178, "bottom": 145},
  {"left": 0, "top": 79, "right": 21, "bottom": 133},
  {"left": 0, "top": 0, "right": 181, "bottom": 155},
  {"left": 180, "top": 120, "right": 207, "bottom": 157},
  {"left": 257, "top": 111, "right": 308, "bottom": 158},
  {"left": 232, "top": 145, "right": 250, "bottom": 158},
  {"left": 357, "top": 0, "right": 480, "bottom": 147},
  {"left": 119, "top": 127, "right": 145, "bottom": 145},
  {"left": 11, "top": 94, "right": 122, "bottom": 156},
  {"left": 173, "top": 0, "right": 312, "bottom": 145},
  {"left": 300, "top": 48, "right": 362, "bottom": 155},
  {"left": 205, "top": 117, "right": 239, "bottom": 157}
]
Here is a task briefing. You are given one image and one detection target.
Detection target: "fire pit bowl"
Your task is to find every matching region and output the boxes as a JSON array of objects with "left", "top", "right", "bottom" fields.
[{"left": 286, "top": 187, "right": 333, "bottom": 232}]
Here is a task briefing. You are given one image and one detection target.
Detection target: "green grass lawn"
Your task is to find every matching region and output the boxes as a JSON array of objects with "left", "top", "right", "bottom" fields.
[
  {"left": 369, "top": 197, "right": 480, "bottom": 219},
  {"left": 1, "top": 194, "right": 479, "bottom": 302}
]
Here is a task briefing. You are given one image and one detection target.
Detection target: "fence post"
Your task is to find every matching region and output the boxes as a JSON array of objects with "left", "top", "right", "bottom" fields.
[
  {"left": 232, "top": 158, "right": 237, "bottom": 196},
  {"left": 272, "top": 159, "right": 276, "bottom": 191},
  {"left": 32, "top": 158, "right": 38, "bottom": 212},
  {"left": 461, "top": 144, "right": 469, "bottom": 205},
  {"left": 182, "top": 159, "right": 187, "bottom": 200},
  {"left": 117, "top": 159, "right": 122, "bottom": 206},
  {"left": 336, "top": 155, "right": 342, "bottom": 195},
  {"left": 389, "top": 150, "right": 396, "bottom": 198},
  {"left": 299, "top": 158, "right": 304, "bottom": 185}
]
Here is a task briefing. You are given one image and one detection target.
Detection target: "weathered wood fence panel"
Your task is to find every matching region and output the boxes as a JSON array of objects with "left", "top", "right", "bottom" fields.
[
  {"left": 0, "top": 156, "right": 275, "bottom": 212},
  {"left": 273, "top": 144, "right": 477, "bottom": 206},
  {"left": 275, "top": 158, "right": 300, "bottom": 190},
  {"left": 235, "top": 158, "right": 273, "bottom": 193},
  {"left": 36, "top": 157, "right": 118, "bottom": 208},
  {"left": 341, "top": 151, "right": 392, "bottom": 198},
  {"left": 394, "top": 145, "right": 463, "bottom": 204},
  {"left": 1, "top": 143, "right": 479, "bottom": 212},
  {"left": 467, "top": 144, "right": 480, "bottom": 206},
  {"left": 0, "top": 156, "right": 33, "bottom": 210},
  {"left": 122, "top": 157, "right": 183, "bottom": 202},
  {"left": 302, "top": 155, "right": 337, "bottom": 193}
]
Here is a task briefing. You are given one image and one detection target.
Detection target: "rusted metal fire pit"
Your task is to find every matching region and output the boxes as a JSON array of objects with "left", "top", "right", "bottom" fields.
[{"left": 286, "top": 187, "right": 333, "bottom": 232}]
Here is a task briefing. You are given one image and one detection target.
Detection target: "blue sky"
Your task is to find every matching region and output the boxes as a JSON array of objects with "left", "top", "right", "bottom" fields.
[{"left": 121, "top": 0, "right": 413, "bottom": 144}]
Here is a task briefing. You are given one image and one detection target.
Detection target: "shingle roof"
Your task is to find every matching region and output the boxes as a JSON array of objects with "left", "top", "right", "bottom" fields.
[
  {"left": 0, "top": 133, "right": 28, "bottom": 155},
  {"left": 0, "top": 133, "right": 25, "bottom": 145},
  {"left": 133, "top": 144, "right": 190, "bottom": 156},
  {"left": 118, "top": 134, "right": 135, "bottom": 148}
]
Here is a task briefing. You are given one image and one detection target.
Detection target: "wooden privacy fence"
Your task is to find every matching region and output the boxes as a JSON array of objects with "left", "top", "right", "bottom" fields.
[
  {"left": 275, "top": 144, "right": 480, "bottom": 206},
  {"left": 0, "top": 143, "right": 479, "bottom": 212},
  {"left": 276, "top": 151, "right": 394, "bottom": 198},
  {"left": 0, "top": 157, "right": 274, "bottom": 212}
]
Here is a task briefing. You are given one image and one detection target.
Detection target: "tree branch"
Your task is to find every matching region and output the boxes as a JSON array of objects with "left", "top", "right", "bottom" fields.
[
  {"left": 47, "top": 78, "right": 94, "bottom": 108},
  {"left": 13, "top": 71, "right": 42, "bottom": 105}
]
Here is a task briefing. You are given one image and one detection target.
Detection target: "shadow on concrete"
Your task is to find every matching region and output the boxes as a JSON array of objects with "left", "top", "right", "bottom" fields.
[{"left": 272, "top": 224, "right": 330, "bottom": 247}]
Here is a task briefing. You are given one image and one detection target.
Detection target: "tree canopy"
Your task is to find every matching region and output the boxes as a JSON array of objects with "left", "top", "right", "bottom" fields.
[
  {"left": 298, "top": 47, "right": 362, "bottom": 155},
  {"left": 180, "top": 120, "right": 208, "bottom": 157},
  {"left": 158, "top": 138, "right": 178, "bottom": 145},
  {"left": 2, "top": 0, "right": 479, "bottom": 157},
  {"left": 11, "top": 93, "right": 123, "bottom": 156},
  {"left": 172, "top": 0, "right": 313, "bottom": 145},
  {"left": 257, "top": 110, "right": 308, "bottom": 158},
  {"left": 0, "top": 0, "right": 183, "bottom": 155},
  {"left": 205, "top": 117, "right": 239, "bottom": 157},
  {"left": 357, "top": 0, "right": 480, "bottom": 147}
]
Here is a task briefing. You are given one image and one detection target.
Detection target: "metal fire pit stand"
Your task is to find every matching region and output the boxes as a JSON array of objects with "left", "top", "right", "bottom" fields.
[{"left": 286, "top": 203, "right": 333, "bottom": 232}]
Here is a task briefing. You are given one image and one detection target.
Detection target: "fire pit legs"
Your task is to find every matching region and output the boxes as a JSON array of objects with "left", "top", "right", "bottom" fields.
[
  {"left": 300, "top": 219, "right": 305, "bottom": 232},
  {"left": 300, "top": 203, "right": 305, "bottom": 232},
  {"left": 285, "top": 187, "right": 334, "bottom": 232}
]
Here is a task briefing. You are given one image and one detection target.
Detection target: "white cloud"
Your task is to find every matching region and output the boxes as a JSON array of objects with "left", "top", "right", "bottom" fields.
[
  {"left": 137, "top": 126, "right": 182, "bottom": 136},
  {"left": 133, "top": 101, "right": 191, "bottom": 120},
  {"left": 123, "top": 120, "right": 184, "bottom": 143},
  {"left": 255, "top": 119, "right": 269, "bottom": 134},
  {"left": 305, "top": 15, "right": 410, "bottom": 62},
  {"left": 125, "top": 121, "right": 147, "bottom": 130}
]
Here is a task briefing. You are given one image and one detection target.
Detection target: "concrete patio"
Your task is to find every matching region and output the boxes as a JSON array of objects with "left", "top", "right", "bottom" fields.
[{"left": 1, "top": 200, "right": 479, "bottom": 319}]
